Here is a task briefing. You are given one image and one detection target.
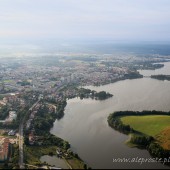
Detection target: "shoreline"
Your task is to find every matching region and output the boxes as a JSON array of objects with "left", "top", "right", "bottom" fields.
[
  {"left": 24, "top": 100, "right": 88, "bottom": 169},
  {"left": 108, "top": 111, "right": 170, "bottom": 166},
  {"left": 64, "top": 158, "right": 73, "bottom": 169},
  {"left": 49, "top": 63, "right": 169, "bottom": 168}
]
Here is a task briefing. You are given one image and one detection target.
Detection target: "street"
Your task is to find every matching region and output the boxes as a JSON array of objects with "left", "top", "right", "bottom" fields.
[{"left": 18, "top": 100, "right": 40, "bottom": 169}]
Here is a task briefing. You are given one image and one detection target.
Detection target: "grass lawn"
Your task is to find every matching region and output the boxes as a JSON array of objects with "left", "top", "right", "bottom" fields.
[{"left": 121, "top": 115, "right": 170, "bottom": 137}]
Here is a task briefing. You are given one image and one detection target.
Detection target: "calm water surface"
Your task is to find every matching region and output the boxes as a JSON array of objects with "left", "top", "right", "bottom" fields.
[
  {"left": 138, "top": 62, "right": 170, "bottom": 76},
  {"left": 51, "top": 63, "right": 170, "bottom": 169},
  {"left": 40, "top": 155, "right": 69, "bottom": 169}
]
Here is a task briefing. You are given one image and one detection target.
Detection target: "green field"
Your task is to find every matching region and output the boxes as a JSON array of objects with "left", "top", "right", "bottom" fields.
[
  {"left": 121, "top": 115, "right": 170, "bottom": 137},
  {"left": 2, "top": 80, "right": 12, "bottom": 83}
]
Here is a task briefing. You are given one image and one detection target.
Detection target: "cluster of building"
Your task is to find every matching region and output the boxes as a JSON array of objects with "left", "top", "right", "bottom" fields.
[
  {"left": 0, "top": 56, "right": 132, "bottom": 95},
  {"left": 0, "top": 110, "right": 17, "bottom": 124},
  {"left": 26, "top": 102, "right": 55, "bottom": 145},
  {"left": 1, "top": 53, "right": 169, "bottom": 96},
  {"left": 0, "top": 138, "right": 9, "bottom": 162},
  {"left": 5, "top": 111, "right": 17, "bottom": 123},
  {"left": 26, "top": 110, "right": 38, "bottom": 130},
  {"left": 0, "top": 137, "right": 17, "bottom": 162},
  {"left": 28, "top": 131, "right": 35, "bottom": 145},
  {"left": 2, "top": 95, "right": 25, "bottom": 107},
  {"left": 56, "top": 148, "right": 69, "bottom": 158}
]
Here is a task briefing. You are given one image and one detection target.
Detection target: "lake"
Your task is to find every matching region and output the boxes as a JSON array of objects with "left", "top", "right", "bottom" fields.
[
  {"left": 50, "top": 63, "right": 170, "bottom": 169},
  {"left": 40, "top": 155, "right": 69, "bottom": 169},
  {"left": 138, "top": 61, "right": 170, "bottom": 76}
]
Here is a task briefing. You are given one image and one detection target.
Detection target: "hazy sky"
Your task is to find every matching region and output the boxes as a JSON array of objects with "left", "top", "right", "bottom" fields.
[{"left": 0, "top": 0, "right": 170, "bottom": 43}]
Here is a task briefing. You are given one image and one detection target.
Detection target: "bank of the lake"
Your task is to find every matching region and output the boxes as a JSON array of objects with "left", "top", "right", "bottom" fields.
[
  {"left": 51, "top": 62, "right": 170, "bottom": 169},
  {"left": 138, "top": 62, "right": 170, "bottom": 76},
  {"left": 24, "top": 100, "right": 87, "bottom": 169},
  {"left": 151, "top": 75, "right": 170, "bottom": 81},
  {"left": 108, "top": 111, "right": 170, "bottom": 166},
  {"left": 40, "top": 155, "right": 69, "bottom": 169}
]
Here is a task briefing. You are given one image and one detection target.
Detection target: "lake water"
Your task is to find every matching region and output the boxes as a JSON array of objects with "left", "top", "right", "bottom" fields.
[
  {"left": 40, "top": 155, "right": 69, "bottom": 169},
  {"left": 50, "top": 63, "right": 170, "bottom": 169},
  {"left": 138, "top": 62, "right": 170, "bottom": 76}
]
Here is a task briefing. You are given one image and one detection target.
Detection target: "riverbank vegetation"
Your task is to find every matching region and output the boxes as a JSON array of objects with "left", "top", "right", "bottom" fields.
[
  {"left": 24, "top": 101, "right": 89, "bottom": 169},
  {"left": 108, "top": 111, "right": 170, "bottom": 166},
  {"left": 151, "top": 74, "right": 170, "bottom": 81},
  {"left": 43, "top": 98, "right": 67, "bottom": 120},
  {"left": 138, "top": 63, "right": 164, "bottom": 70},
  {"left": 92, "top": 71, "right": 143, "bottom": 86},
  {"left": 78, "top": 88, "right": 113, "bottom": 100},
  {"left": 24, "top": 137, "right": 87, "bottom": 169}
]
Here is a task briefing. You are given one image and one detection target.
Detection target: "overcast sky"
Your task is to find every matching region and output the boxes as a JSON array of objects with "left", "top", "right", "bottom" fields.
[{"left": 0, "top": 0, "right": 170, "bottom": 43}]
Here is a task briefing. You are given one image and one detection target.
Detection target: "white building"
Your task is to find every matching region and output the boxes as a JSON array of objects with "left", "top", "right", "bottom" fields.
[{"left": 9, "top": 111, "right": 17, "bottom": 120}]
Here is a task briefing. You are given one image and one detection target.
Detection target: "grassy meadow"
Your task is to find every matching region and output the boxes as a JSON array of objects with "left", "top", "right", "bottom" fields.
[{"left": 121, "top": 115, "right": 170, "bottom": 149}]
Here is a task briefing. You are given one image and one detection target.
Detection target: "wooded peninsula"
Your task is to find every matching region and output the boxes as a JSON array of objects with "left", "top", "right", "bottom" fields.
[
  {"left": 108, "top": 111, "right": 170, "bottom": 166},
  {"left": 151, "top": 74, "right": 170, "bottom": 81}
]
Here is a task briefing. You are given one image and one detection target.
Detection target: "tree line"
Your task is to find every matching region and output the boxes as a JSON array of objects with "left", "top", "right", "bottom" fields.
[
  {"left": 78, "top": 88, "right": 113, "bottom": 100},
  {"left": 151, "top": 74, "right": 170, "bottom": 81},
  {"left": 108, "top": 111, "right": 170, "bottom": 165}
]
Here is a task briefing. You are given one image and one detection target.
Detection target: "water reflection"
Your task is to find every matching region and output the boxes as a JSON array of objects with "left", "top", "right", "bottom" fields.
[
  {"left": 51, "top": 63, "right": 170, "bottom": 169},
  {"left": 40, "top": 155, "right": 69, "bottom": 169}
]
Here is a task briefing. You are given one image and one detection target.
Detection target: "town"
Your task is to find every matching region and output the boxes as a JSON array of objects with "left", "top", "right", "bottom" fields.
[{"left": 0, "top": 53, "right": 169, "bottom": 169}]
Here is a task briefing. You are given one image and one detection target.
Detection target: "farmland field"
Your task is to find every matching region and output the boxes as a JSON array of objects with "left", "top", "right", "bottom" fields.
[
  {"left": 156, "top": 127, "right": 170, "bottom": 150},
  {"left": 121, "top": 115, "right": 170, "bottom": 136},
  {"left": 121, "top": 115, "right": 170, "bottom": 149}
]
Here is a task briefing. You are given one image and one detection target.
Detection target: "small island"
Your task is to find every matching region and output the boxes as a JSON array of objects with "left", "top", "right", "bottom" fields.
[
  {"left": 108, "top": 111, "right": 170, "bottom": 166},
  {"left": 151, "top": 74, "right": 170, "bottom": 81},
  {"left": 78, "top": 88, "right": 113, "bottom": 100}
]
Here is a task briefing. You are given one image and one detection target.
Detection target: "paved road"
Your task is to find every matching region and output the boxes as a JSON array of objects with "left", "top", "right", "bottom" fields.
[
  {"left": 0, "top": 120, "right": 5, "bottom": 123},
  {"left": 19, "top": 122, "right": 24, "bottom": 169},
  {"left": 19, "top": 100, "right": 40, "bottom": 169}
]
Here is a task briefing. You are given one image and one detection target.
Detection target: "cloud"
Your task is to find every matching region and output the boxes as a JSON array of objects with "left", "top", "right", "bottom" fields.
[{"left": 0, "top": 0, "right": 170, "bottom": 41}]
